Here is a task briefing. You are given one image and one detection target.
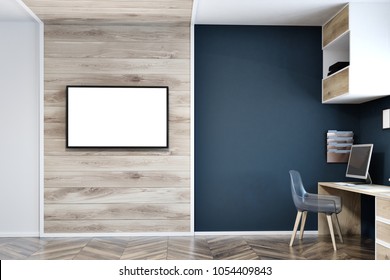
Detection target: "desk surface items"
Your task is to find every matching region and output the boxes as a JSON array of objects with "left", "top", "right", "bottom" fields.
[{"left": 318, "top": 182, "right": 390, "bottom": 260}]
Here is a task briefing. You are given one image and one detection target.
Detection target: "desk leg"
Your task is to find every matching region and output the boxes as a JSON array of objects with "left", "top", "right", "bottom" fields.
[{"left": 318, "top": 184, "right": 361, "bottom": 236}]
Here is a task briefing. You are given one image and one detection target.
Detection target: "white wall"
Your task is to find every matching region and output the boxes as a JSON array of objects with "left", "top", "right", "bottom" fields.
[{"left": 0, "top": 21, "right": 40, "bottom": 236}]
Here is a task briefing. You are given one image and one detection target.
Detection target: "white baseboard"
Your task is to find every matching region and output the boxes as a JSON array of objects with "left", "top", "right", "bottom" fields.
[
  {"left": 0, "top": 231, "right": 318, "bottom": 238},
  {"left": 0, "top": 232, "right": 39, "bottom": 237},
  {"left": 195, "top": 231, "right": 318, "bottom": 236},
  {"left": 40, "top": 232, "right": 195, "bottom": 238}
]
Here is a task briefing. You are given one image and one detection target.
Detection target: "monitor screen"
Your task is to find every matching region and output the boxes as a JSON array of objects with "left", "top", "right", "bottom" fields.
[{"left": 345, "top": 144, "right": 373, "bottom": 180}]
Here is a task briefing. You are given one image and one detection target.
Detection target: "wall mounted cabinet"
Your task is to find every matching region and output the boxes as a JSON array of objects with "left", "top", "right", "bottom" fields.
[{"left": 322, "top": 3, "right": 390, "bottom": 104}]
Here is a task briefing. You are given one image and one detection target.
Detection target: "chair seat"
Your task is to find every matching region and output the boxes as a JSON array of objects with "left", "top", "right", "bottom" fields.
[{"left": 300, "top": 193, "right": 342, "bottom": 214}]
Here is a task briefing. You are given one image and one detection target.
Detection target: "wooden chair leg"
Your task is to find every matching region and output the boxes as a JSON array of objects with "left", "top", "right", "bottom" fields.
[
  {"left": 290, "top": 210, "right": 302, "bottom": 247},
  {"left": 299, "top": 211, "right": 307, "bottom": 240},
  {"left": 326, "top": 214, "right": 337, "bottom": 251},
  {"left": 333, "top": 213, "right": 343, "bottom": 243}
]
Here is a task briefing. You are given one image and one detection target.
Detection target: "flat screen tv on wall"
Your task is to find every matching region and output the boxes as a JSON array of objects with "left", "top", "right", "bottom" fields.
[{"left": 66, "top": 86, "right": 168, "bottom": 148}]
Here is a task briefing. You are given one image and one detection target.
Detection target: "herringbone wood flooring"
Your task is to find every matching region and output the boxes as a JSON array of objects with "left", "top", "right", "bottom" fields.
[{"left": 0, "top": 235, "right": 374, "bottom": 260}]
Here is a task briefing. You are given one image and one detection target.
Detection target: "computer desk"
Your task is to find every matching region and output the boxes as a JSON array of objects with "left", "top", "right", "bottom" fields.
[{"left": 318, "top": 182, "right": 390, "bottom": 260}]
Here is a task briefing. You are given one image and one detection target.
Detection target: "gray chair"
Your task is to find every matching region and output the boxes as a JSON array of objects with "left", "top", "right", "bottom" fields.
[{"left": 289, "top": 170, "right": 343, "bottom": 250}]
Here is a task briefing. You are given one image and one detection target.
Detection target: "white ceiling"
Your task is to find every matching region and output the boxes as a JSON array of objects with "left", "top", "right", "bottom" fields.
[
  {"left": 0, "top": 0, "right": 35, "bottom": 22},
  {"left": 194, "top": 0, "right": 390, "bottom": 26}
]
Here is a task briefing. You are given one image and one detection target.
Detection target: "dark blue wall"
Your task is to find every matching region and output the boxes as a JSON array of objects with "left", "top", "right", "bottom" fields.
[
  {"left": 359, "top": 96, "right": 390, "bottom": 185},
  {"left": 359, "top": 96, "right": 390, "bottom": 237},
  {"left": 195, "top": 25, "right": 361, "bottom": 231}
]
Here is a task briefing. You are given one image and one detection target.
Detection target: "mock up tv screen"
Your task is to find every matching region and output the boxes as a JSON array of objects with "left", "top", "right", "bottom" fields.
[{"left": 67, "top": 86, "right": 168, "bottom": 148}]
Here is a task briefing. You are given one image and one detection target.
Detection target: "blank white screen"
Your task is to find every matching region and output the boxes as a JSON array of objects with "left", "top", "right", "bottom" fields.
[{"left": 67, "top": 87, "right": 168, "bottom": 147}]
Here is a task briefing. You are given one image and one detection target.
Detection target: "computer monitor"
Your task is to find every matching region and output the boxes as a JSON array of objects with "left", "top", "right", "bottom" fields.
[{"left": 346, "top": 144, "right": 373, "bottom": 184}]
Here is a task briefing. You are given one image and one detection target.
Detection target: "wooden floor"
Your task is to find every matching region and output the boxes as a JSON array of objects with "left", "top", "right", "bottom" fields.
[{"left": 0, "top": 235, "right": 374, "bottom": 260}]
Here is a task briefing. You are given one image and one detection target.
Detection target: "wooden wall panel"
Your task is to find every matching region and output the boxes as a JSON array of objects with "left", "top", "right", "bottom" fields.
[
  {"left": 27, "top": 1, "right": 192, "bottom": 10},
  {"left": 45, "top": 187, "right": 190, "bottom": 204},
  {"left": 44, "top": 171, "right": 190, "bottom": 188},
  {"left": 45, "top": 41, "right": 190, "bottom": 59},
  {"left": 43, "top": 25, "right": 190, "bottom": 43},
  {"left": 44, "top": 156, "right": 190, "bottom": 172},
  {"left": 44, "top": 73, "right": 190, "bottom": 91},
  {"left": 45, "top": 58, "right": 189, "bottom": 75},
  {"left": 44, "top": 220, "right": 189, "bottom": 233},
  {"left": 45, "top": 89, "right": 190, "bottom": 107},
  {"left": 44, "top": 137, "right": 190, "bottom": 156},
  {"left": 24, "top": 0, "right": 193, "bottom": 25},
  {"left": 39, "top": 13, "right": 191, "bottom": 233},
  {"left": 45, "top": 204, "right": 190, "bottom": 220}
]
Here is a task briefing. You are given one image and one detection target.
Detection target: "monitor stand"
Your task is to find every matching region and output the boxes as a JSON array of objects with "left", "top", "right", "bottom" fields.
[
  {"left": 352, "top": 173, "right": 373, "bottom": 185},
  {"left": 365, "top": 173, "right": 372, "bottom": 184}
]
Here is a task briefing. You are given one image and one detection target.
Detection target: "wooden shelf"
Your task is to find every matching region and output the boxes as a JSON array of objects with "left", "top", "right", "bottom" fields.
[
  {"left": 323, "top": 4, "right": 349, "bottom": 48},
  {"left": 322, "top": 67, "right": 349, "bottom": 102}
]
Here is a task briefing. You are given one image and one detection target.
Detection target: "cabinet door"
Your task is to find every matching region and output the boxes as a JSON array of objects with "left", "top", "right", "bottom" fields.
[
  {"left": 377, "top": 221, "right": 390, "bottom": 245},
  {"left": 376, "top": 243, "right": 390, "bottom": 260},
  {"left": 323, "top": 5, "right": 349, "bottom": 47},
  {"left": 377, "top": 198, "right": 390, "bottom": 220},
  {"left": 322, "top": 67, "right": 349, "bottom": 102}
]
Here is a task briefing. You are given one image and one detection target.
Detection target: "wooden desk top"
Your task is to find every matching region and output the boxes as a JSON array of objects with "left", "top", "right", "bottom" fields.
[{"left": 319, "top": 182, "right": 390, "bottom": 199}]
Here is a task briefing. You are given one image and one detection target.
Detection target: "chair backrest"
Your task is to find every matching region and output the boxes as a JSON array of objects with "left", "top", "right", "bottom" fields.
[{"left": 289, "top": 170, "right": 307, "bottom": 210}]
